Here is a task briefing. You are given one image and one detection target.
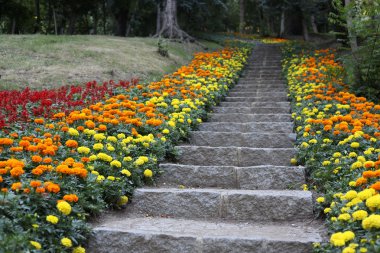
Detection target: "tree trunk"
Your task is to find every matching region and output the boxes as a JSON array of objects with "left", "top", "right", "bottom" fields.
[
  {"left": 239, "top": 0, "right": 245, "bottom": 34},
  {"left": 102, "top": 0, "right": 107, "bottom": 34},
  {"left": 53, "top": 5, "right": 58, "bottom": 35},
  {"left": 280, "top": 9, "right": 285, "bottom": 37},
  {"left": 68, "top": 15, "right": 77, "bottom": 35},
  {"left": 34, "top": 0, "right": 41, "bottom": 33},
  {"left": 302, "top": 15, "right": 309, "bottom": 41},
  {"left": 156, "top": 3, "right": 161, "bottom": 35},
  {"left": 116, "top": 12, "right": 127, "bottom": 36},
  {"left": 344, "top": 0, "right": 358, "bottom": 52},
  {"left": 11, "top": 18, "right": 16, "bottom": 34},
  {"left": 311, "top": 15, "right": 318, "bottom": 33},
  {"left": 156, "top": 0, "right": 193, "bottom": 41}
]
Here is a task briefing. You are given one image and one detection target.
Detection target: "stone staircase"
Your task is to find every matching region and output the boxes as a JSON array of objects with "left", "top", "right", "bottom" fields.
[{"left": 89, "top": 44, "right": 324, "bottom": 253}]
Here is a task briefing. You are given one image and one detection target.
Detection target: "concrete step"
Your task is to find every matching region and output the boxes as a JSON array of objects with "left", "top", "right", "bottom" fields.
[
  {"left": 176, "top": 146, "right": 296, "bottom": 166},
  {"left": 219, "top": 101, "right": 290, "bottom": 108},
  {"left": 213, "top": 107, "right": 290, "bottom": 114},
  {"left": 209, "top": 113, "right": 292, "bottom": 123},
  {"left": 189, "top": 131, "right": 293, "bottom": 148},
  {"left": 236, "top": 82, "right": 285, "bottom": 86},
  {"left": 198, "top": 122, "right": 293, "bottom": 133},
  {"left": 158, "top": 164, "right": 305, "bottom": 190},
  {"left": 128, "top": 188, "right": 313, "bottom": 221},
  {"left": 91, "top": 217, "right": 323, "bottom": 253},
  {"left": 228, "top": 91, "right": 287, "bottom": 97},
  {"left": 225, "top": 96, "right": 288, "bottom": 102}
]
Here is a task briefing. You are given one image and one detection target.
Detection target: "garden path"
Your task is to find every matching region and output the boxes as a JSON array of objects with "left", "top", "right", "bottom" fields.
[{"left": 89, "top": 44, "right": 324, "bottom": 253}]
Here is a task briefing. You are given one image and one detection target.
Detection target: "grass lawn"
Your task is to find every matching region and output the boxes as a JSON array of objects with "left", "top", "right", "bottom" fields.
[{"left": 0, "top": 35, "right": 221, "bottom": 90}]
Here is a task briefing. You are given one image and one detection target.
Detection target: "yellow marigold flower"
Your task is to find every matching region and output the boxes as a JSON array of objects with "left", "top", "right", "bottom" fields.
[
  {"left": 72, "top": 246, "right": 86, "bottom": 253},
  {"left": 77, "top": 146, "right": 90, "bottom": 154},
  {"left": 94, "top": 133, "right": 106, "bottom": 141},
  {"left": 360, "top": 247, "right": 368, "bottom": 252},
  {"left": 57, "top": 201, "right": 72, "bottom": 215},
  {"left": 338, "top": 213, "right": 351, "bottom": 221},
  {"left": 110, "top": 160, "right": 121, "bottom": 167},
  {"left": 362, "top": 214, "right": 380, "bottom": 230},
  {"left": 162, "top": 129, "right": 170, "bottom": 134},
  {"left": 322, "top": 161, "right": 331, "bottom": 166},
  {"left": 324, "top": 208, "right": 331, "bottom": 214},
  {"left": 316, "top": 197, "right": 325, "bottom": 203},
  {"left": 61, "top": 237, "right": 72, "bottom": 248},
  {"left": 117, "top": 196, "right": 129, "bottom": 206},
  {"left": 96, "top": 175, "right": 105, "bottom": 182},
  {"left": 117, "top": 133, "right": 126, "bottom": 139},
  {"left": 144, "top": 169, "right": 153, "bottom": 178},
  {"left": 351, "top": 161, "right": 362, "bottom": 170},
  {"left": 93, "top": 143, "right": 104, "bottom": 150},
  {"left": 68, "top": 128, "right": 79, "bottom": 136},
  {"left": 352, "top": 210, "right": 368, "bottom": 221},
  {"left": 107, "top": 176, "right": 115, "bottom": 181},
  {"left": 349, "top": 152, "right": 357, "bottom": 158},
  {"left": 343, "top": 231, "right": 355, "bottom": 241},
  {"left": 343, "top": 190, "right": 357, "bottom": 200},
  {"left": 342, "top": 247, "right": 355, "bottom": 253},
  {"left": 123, "top": 156, "right": 132, "bottom": 162},
  {"left": 350, "top": 142, "right": 360, "bottom": 148},
  {"left": 89, "top": 155, "right": 97, "bottom": 161},
  {"left": 121, "top": 169, "right": 131, "bottom": 176},
  {"left": 30, "top": 241, "right": 42, "bottom": 249},
  {"left": 302, "top": 184, "right": 308, "bottom": 191},
  {"left": 46, "top": 215, "right": 59, "bottom": 224},
  {"left": 333, "top": 152, "right": 341, "bottom": 158},
  {"left": 97, "top": 153, "right": 112, "bottom": 162},
  {"left": 358, "top": 189, "right": 375, "bottom": 200},
  {"left": 330, "top": 232, "right": 346, "bottom": 246},
  {"left": 107, "top": 136, "right": 117, "bottom": 142},
  {"left": 308, "top": 139, "right": 317, "bottom": 144},
  {"left": 366, "top": 195, "right": 380, "bottom": 209}
]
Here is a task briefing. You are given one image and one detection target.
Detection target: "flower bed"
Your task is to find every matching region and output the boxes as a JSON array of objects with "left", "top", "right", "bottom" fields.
[
  {"left": 0, "top": 47, "right": 250, "bottom": 252},
  {"left": 0, "top": 80, "right": 136, "bottom": 129},
  {"left": 283, "top": 45, "right": 380, "bottom": 253}
]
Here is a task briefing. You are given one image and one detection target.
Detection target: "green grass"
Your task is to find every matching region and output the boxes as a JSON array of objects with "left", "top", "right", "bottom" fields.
[{"left": 0, "top": 35, "right": 222, "bottom": 90}]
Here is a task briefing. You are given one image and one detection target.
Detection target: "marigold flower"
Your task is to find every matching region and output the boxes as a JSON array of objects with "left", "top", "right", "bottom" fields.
[
  {"left": 63, "top": 194, "right": 79, "bottom": 203},
  {"left": 61, "top": 237, "right": 72, "bottom": 248},
  {"left": 46, "top": 215, "right": 59, "bottom": 224},
  {"left": 32, "top": 155, "right": 43, "bottom": 163},
  {"left": 30, "top": 241, "right": 42, "bottom": 249},
  {"left": 144, "top": 169, "right": 153, "bottom": 178},
  {"left": 72, "top": 246, "right": 86, "bottom": 253},
  {"left": 57, "top": 201, "right": 72, "bottom": 215}
]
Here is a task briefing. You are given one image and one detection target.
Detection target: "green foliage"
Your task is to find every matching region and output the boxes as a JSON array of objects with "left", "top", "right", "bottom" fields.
[
  {"left": 331, "top": 0, "right": 380, "bottom": 102},
  {"left": 157, "top": 38, "right": 169, "bottom": 57}
]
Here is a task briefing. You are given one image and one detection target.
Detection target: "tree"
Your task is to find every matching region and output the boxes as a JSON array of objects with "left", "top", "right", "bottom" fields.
[{"left": 239, "top": 0, "right": 245, "bottom": 33}]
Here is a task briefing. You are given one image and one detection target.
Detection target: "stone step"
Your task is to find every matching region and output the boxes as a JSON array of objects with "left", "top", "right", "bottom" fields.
[
  {"left": 198, "top": 122, "right": 293, "bottom": 133},
  {"left": 232, "top": 87, "right": 287, "bottom": 92},
  {"left": 208, "top": 113, "right": 292, "bottom": 123},
  {"left": 176, "top": 146, "right": 296, "bottom": 166},
  {"left": 189, "top": 131, "right": 293, "bottom": 148},
  {"left": 237, "top": 82, "right": 285, "bottom": 86},
  {"left": 225, "top": 96, "right": 288, "bottom": 102},
  {"left": 228, "top": 91, "right": 287, "bottom": 97},
  {"left": 91, "top": 217, "right": 322, "bottom": 253},
  {"left": 158, "top": 163, "right": 305, "bottom": 190},
  {"left": 213, "top": 107, "right": 290, "bottom": 114},
  {"left": 127, "top": 188, "right": 313, "bottom": 221},
  {"left": 219, "top": 101, "right": 290, "bottom": 108}
]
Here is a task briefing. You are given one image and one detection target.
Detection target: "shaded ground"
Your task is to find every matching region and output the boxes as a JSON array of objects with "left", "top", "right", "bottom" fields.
[{"left": 0, "top": 35, "right": 221, "bottom": 90}]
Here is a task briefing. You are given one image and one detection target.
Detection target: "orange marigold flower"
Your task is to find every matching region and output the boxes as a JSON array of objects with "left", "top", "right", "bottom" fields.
[
  {"left": 23, "top": 188, "right": 31, "bottom": 194},
  {"left": 355, "top": 177, "right": 368, "bottom": 186},
  {"left": 10, "top": 166, "right": 25, "bottom": 177},
  {"left": 98, "top": 124, "right": 107, "bottom": 131},
  {"left": 11, "top": 182, "right": 22, "bottom": 191},
  {"left": 35, "top": 187, "right": 45, "bottom": 193},
  {"left": 364, "top": 161, "right": 375, "bottom": 169},
  {"left": 0, "top": 176, "right": 3, "bottom": 183},
  {"left": 1, "top": 188, "right": 8, "bottom": 193},
  {"left": 34, "top": 118, "right": 44, "bottom": 124},
  {"left": 32, "top": 155, "right": 43, "bottom": 163},
  {"left": 46, "top": 183, "right": 60, "bottom": 193},
  {"left": 42, "top": 157, "right": 52, "bottom": 164},
  {"left": 31, "top": 168, "right": 44, "bottom": 176},
  {"left": 370, "top": 181, "right": 380, "bottom": 191},
  {"left": 63, "top": 194, "right": 79, "bottom": 203},
  {"left": 0, "top": 138, "right": 14, "bottom": 145},
  {"left": 30, "top": 180, "right": 42, "bottom": 188},
  {"left": 65, "top": 140, "right": 78, "bottom": 148},
  {"left": 19, "top": 140, "right": 31, "bottom": 147},
  {"left": 363, "top": 171, "right": 376, "bottom": 178}
]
